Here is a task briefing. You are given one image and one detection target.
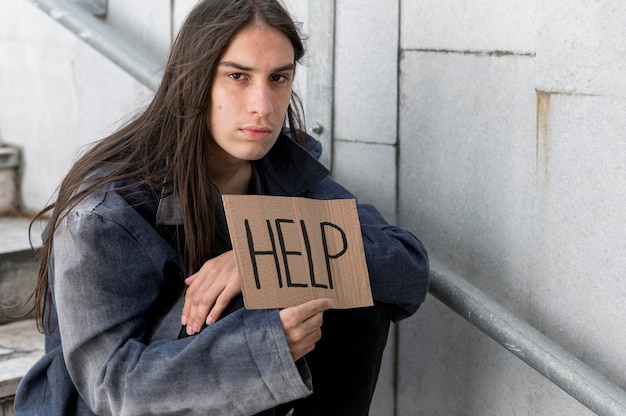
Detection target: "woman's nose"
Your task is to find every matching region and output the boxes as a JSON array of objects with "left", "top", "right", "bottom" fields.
[{"left": 248, "top": 84, "right": 273, "bottom": 117}]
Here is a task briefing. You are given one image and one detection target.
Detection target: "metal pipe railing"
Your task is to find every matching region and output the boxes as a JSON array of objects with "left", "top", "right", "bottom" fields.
[
  {"left": 27, "top": 0, "right": 160, "bottom": 91},
  {"left": 69, "top": 0, "right": 107, "bottom": 17},
  {"left": 429, "top": 258, "right": 626, "bottom": 416},
  {"left": 27, "top": 1, "right": 626, "bottom": 414}
]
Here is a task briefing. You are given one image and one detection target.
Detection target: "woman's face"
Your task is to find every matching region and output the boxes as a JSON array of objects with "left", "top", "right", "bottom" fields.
[{"left": 207, "top": 24, "right": 295, "bottom": 167}]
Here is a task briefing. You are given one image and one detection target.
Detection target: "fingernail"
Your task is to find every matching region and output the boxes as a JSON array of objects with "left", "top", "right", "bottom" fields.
[
  {"left": 181, "top": 315, "right": 187, "bottom": 325},
  {"left": 186, "top": 325, "right": 193, "bottom": 336},
  {"left": 206, "top": 316, "right": 215, "bottom": 326},
  {"left": 193, "top": 323, "right": 200, "bottom": 333}
]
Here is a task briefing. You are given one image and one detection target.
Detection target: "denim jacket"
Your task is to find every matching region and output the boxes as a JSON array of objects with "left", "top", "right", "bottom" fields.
[{"left": 15, "top": 134, "right": 429, "bottom": 415}]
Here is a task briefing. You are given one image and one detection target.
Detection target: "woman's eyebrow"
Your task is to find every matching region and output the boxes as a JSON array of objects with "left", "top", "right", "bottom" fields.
[{"left": 218, "top": 61, "right": 296, "bottom": 72}]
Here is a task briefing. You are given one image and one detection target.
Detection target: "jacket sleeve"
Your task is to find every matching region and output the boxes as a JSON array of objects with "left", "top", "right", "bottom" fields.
[
  {"left": 52, "top": 197, "right": 311, "bottom": 415},
  {"left": 358, "top": 203, "right": 429, "bottom": 321},
  {"left": 304, "top": 177, "right": 429, "bottom": 322}
]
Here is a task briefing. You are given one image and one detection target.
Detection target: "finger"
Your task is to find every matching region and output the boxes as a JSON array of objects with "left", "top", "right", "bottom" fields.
[
  {"left": 189, "top": 267, "right": 238, "bottom": 328},
  {"left": 185, "top": 263, "right": 224, "bottom": 333},
  {"left": 206, "top": 282, "right": 240, "bottom": 325},
  {"left": 184, "top": 273, "right": 197, "bottom": 285},
  {"left": 181, "top": 270, "right": 202, "bottom": 325},
  {"left": 182, "top": 285, "right": 212, "bottom": 330},
  {"left": 286, "top": 298, "right": 333, "bottom": 325},
  {"left": 187, "top": 284, "right": 223, "bottom": 334},
  {"left": 190, "top": 254, "right": 241, "bottom": 330},
  {"left": 280, "top": 307, "right": 327, "bottom": 361},
  {"left": 187, "top": 272, "right": 239, "bottom": 333},
  {"left": 293, "top": 327, "right": 323, "bottom": 359},
  {"left": 279, "top": 298, "right": 332, "bottom": 360},
  {"left": 285, "top": 309, "right": 325, "bottom": 343},
  {"left": 181, "top": 251, "right": 242, "bottom": 334}
]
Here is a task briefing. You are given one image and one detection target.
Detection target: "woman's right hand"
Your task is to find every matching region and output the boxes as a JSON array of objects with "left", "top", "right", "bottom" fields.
[{"left": 279, "top": 298, "right": 333, "bottom": 361}]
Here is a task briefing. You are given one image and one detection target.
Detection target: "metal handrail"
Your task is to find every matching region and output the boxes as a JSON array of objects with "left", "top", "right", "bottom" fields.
[
  {"left": 430, "top": 258, "right": 626, "bottom": 416},
  {"left": 27, "top": 1, "right": 626, "bottom": 414},
  {"left": 69, "top": 0, "right": 107, "bottom": 17},
  {"left": 27, "top": 0, "right": 160, "bottom": 91}
]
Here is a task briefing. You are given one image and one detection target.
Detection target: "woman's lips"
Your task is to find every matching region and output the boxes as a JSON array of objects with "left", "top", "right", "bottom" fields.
[{"left": 241, "top": 126, "right": 272, "bottom": 140}]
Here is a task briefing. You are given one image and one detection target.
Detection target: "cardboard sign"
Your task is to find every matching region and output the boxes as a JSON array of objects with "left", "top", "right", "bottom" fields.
[{"left": 222, "top": 195, "right": 373, "bottom": 310}]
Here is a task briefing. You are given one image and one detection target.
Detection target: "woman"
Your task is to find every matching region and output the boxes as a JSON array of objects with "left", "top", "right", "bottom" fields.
[{"left": 15, "top": 0, "right": 429, "bottom": 414}]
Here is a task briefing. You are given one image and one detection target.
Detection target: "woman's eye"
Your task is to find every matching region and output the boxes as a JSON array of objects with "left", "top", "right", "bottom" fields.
[
  {"left": 272, "top": 74, "right": 289, "bottom": 83},
  {"left": 229, "top": 73, "right": 245, "bottom": 81}
]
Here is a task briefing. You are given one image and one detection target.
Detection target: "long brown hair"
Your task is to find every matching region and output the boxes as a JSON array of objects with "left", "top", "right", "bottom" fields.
[{"left": 27, "top": 0, "right": 307, "bottom": 332}]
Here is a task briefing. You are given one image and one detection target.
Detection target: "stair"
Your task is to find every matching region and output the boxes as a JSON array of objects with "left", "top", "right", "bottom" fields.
[
  {"left": 0, "top": 319, "right": 43, "bottom": 416},
  {"left": 0, "top": 216, "right": 41, "bottom": 324},
  {"left": 0, "top": 217, "right": 45, "bottom": 416}
]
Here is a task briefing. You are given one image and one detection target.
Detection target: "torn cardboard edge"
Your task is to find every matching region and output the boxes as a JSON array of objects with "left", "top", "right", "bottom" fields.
[{"left": 222, "top": 195, "right": 374, "bottom": 310}]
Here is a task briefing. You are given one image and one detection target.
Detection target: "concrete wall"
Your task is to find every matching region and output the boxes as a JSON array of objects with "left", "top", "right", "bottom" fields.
[
  {"left": 0, "top": 1, "right": 157, "bottom": 212},
  {"left": 397, "top": 0, "right": 626, "bottom": 414},
  {"left": 331, "top": 2, "right": 399, "bottom": 414},
  {"left": 1, "top": 0, "right": 625, "bottom": 415}
]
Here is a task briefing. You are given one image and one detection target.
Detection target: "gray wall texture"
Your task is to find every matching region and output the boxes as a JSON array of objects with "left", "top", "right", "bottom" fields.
[
  {"left": 396, "top": 0, "right": 626, "bottom": 415},
  {"left": 1, "top": 0, "right": 625, "bottom": 415}
]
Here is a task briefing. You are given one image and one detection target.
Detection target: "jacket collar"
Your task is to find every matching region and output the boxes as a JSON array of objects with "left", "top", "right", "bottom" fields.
[{"left": 156, "top": 133, "right": 328, "bottom": 226}]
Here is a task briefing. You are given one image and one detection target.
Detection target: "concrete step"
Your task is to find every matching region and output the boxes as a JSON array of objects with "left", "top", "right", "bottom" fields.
[
  {"left": 0, "top": 217, "right": 46, "bottom": 413},
  {"left": 0, "top": 216, "right": 42, "bottom": 325},
  {"left": 0, "top": 319, "right": 44, "bottom": 410}
]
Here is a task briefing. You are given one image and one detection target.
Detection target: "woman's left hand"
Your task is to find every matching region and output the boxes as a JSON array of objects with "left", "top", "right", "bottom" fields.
[{"left": 181, "top": 250, "right": 242, "bottom": 336}]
